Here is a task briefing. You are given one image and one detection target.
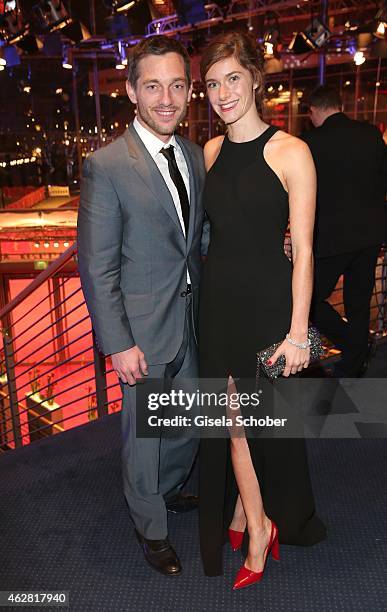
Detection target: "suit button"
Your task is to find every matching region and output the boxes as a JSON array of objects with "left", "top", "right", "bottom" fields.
[{"left": 180, "top": 291, "right": 187, "bottom": 297}]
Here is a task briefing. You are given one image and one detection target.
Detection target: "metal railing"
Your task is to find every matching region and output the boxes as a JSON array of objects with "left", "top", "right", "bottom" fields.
[{"left": 0, "top": 240, "right": 386, "bottom": 452}]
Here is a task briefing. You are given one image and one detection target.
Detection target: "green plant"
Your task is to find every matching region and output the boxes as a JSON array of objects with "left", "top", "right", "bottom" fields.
[
  {"left": 45, "top": 374, "right": 57, "bottom": 406},
  {"left": 29, "top": 368, "right": 41, "bottom": 395}
]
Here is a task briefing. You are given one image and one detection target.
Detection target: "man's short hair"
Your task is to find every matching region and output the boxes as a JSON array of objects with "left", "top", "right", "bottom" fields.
[
  {"left": 309, "top": 85, "right": 342, "bottom": 110},
  {"left": 127, "top": 35, "right": 191, "bottom": 88}
]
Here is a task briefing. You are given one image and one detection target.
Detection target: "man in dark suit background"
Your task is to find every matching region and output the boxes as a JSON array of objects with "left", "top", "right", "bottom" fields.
[{"left": 302, "top": 85, "right": 387, "bottom": 376}]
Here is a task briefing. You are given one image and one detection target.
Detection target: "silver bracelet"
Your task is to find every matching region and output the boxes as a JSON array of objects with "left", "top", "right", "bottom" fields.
[{"left": 285, "top": 333, "right": 311, "bottom": 349}]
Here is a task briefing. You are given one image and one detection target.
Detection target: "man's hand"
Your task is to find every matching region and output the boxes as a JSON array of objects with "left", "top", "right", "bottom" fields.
[{"left": 111, "top": 345, "right": 148, "bottom": 385}]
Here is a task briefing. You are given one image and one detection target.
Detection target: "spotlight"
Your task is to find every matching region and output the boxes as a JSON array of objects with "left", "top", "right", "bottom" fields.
[
  {"left": 115, "top": 40, "right": 127, "bottom": 70},
  {"left": 288, "top": 18, "right": 330, "bottom": 55},
  {"left": 0, "top": 44, "right": 7, "bottom": 67},
  {"left": 62, "top": 45, "right": 72, "bottom": 69},
  {"left": 352, "top": 2, "right": 387, "bottom": 41},
  {"left": 112, "top": 1, "right": 137, "bottom": 12},
  {"left": 289, "top": 32, "right": 313, "bottom": 55},
  {"left": 264, "top": 42, "right": 274, "bottom": 57},
  {"left": 106, "top": 0, "right": 151, "bottom": 36},
  {"left": 374, "top": 2, "right": 387, "bottom": 38},
  {"left": 262, "top": 12, "right": 283, "bottom": 73},
  {"left": 354, "top": 50, "right": 366, "bottom": 65},
  {"left": 262, "top": 11, "right": 281, "bottom": 60},
  {"left": 0, "top": 3, "right": 39, "bottom": 54},
  {"left": 33, "top": 1, "right": 90, "bottom": 44},
  {"left": 376, "top": 21, "right": 385, "bottom": 37}
]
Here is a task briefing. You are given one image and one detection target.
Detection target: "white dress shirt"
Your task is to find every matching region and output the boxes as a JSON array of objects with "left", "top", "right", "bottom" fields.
[{"left": 133, "top": 117, "right": 191, "bottom": 284}]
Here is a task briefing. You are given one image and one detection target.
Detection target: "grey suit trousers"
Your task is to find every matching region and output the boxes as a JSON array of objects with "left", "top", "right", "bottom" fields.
[{"left": 120, "top": 294, "right": 199, "bottom": 539}]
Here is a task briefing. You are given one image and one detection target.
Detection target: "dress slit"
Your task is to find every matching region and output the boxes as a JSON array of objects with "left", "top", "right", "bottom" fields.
[{"left": 199, "top": 126, "right": 327, "bottom": 576}]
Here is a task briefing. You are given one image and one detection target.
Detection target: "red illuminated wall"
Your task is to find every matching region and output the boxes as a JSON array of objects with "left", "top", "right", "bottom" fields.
[{"left": 6, "top": 275, "right": 121, "bottom": 443}]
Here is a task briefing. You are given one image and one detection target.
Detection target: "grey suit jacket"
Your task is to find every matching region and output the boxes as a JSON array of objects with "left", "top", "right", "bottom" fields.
[{"left": 77, "top": 123, "right": 208, "bottom": 364}]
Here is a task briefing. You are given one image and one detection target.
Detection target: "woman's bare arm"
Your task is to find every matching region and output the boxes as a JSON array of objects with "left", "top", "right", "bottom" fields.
[
  {"left": 270, "top": 136, "right": 316, "bottom": 376},
  {"left": 284, "top": 137, "right": 316, "bottom": 343}
]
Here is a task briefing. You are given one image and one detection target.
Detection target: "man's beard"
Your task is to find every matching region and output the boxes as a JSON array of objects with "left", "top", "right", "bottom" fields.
[{"left": 136, "top": 103, "right": 187, "bottom": 137}]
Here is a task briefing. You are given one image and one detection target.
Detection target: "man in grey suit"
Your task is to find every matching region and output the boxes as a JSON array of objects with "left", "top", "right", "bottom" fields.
[{"left": 77, "top": 36, "right": 208, "bottom": 576}]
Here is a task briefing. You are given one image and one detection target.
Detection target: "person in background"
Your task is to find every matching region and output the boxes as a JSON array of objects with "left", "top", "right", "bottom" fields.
[{"left": 303, "top": 85, "right": 387, "bottom": 377}]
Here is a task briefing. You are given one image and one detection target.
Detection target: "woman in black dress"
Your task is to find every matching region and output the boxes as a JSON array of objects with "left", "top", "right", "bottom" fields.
[{"left": 198, "top": 32, "right": 326, "bottom": 588}]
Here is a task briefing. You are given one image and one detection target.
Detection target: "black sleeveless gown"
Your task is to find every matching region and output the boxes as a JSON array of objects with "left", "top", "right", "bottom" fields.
[{"left": 198, "top": 126, "right": 327, "bottom": 577}]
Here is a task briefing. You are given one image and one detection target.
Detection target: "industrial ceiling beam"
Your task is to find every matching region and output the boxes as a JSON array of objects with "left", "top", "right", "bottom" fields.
[{"left": 146, "top": 0, "right": 377, "bottom": 36}]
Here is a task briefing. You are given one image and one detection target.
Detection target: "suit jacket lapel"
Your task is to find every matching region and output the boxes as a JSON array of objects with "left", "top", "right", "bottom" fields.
[
  {"left": 123, "top": 125, "right": 182, "bottom": 232},
  {"left": 176, "top": 134, "right": 197, "bottom": 251}
]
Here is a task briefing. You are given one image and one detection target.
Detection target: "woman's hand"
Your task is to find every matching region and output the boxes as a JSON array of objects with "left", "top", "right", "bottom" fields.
[{"left": 268, "top": 339, "right": 310, "bottom": 377}]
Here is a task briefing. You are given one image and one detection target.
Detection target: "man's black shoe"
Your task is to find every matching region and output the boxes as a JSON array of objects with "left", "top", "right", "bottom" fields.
[
  {"left": 135, "top": 530, "right": 182, "bottom": 576},
  {"left": 166, "top": 493, "right": 198, "bottom": 514}
]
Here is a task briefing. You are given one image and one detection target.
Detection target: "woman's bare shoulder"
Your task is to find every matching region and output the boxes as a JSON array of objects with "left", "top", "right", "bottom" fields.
[
  {"left": 270, "top": 130, "right": 310, "bottom": 154},
  {"left": 203, "top": 135, "right": 225, "bottom": 171}
]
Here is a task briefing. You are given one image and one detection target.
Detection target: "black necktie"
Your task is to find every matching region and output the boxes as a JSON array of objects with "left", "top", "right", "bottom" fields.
[{"left": 160, "top": 145, "right": 190, "bottom": 236}]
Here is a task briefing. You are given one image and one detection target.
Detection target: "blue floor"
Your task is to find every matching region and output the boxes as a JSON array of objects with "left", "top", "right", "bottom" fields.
[{"left": 1, "top": 348, "right": 386, "bottom": 611}]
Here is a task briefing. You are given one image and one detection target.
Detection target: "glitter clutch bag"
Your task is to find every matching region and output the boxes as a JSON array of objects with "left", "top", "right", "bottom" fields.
[{"left": 256, "top": 326, "right": 323, "bottom": 379}]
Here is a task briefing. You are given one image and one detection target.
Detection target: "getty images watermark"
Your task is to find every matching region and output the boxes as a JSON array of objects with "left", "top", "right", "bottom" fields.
[
  {"left": 146, "top": 388, "right": 287, "bottom": 430},
  {"left": 135, "top": 377, "right": 387, "bottom": 439}
]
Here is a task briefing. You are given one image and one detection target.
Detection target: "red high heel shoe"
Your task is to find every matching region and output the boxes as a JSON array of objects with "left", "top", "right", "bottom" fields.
[
  {"left": 232, "top": 521, "right": 279, "bottom": 591},
  {"left": 228, "top": 528, "right": 245, "bottom": 551}
]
